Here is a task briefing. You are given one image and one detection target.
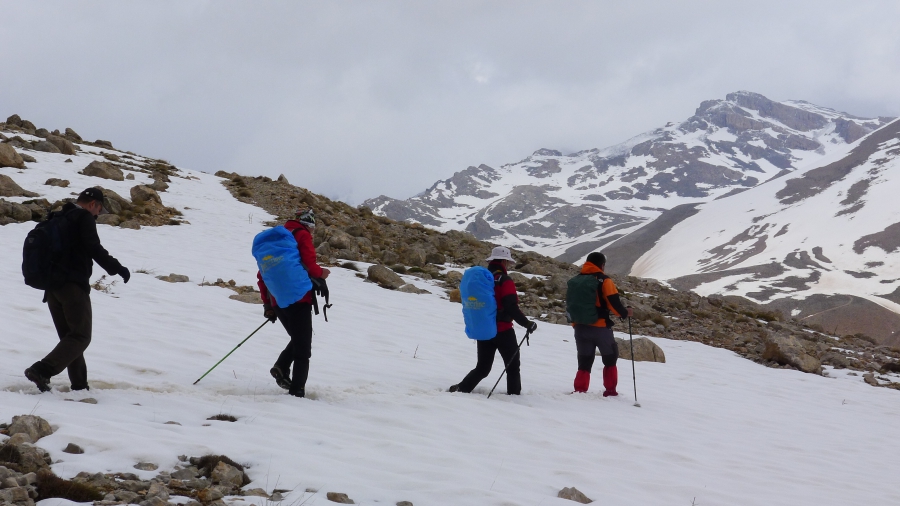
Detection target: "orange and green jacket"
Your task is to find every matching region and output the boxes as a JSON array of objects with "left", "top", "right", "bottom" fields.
[{"left": 580, "top": 261, "right": 628, "bottom": 328}]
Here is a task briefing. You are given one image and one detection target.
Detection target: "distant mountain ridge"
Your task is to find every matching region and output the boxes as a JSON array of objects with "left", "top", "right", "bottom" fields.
[{"left": 364, "top": 91, "right": 892, "bottom": 263}]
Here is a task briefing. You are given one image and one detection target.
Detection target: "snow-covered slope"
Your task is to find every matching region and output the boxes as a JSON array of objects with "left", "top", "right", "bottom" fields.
[
  {"left": 631, "top": 118, "right": 900, "bottom": 344},
  {"left": 2, "top": 127, "right": 900, "bottom": 505},
  {"left": 364, "top": 91, "right": 891, "bottom": 262}
]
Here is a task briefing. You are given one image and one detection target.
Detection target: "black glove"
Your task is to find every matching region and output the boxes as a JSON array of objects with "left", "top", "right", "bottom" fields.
[
  {"left": 118, "top": 266, "right": 131, "bottom": 283},
  {"left": 263, "top": 305, "right": 277, "bottom": 323},
  {"left": 527, "top": 321, "right": 538, "bottom": 333}
]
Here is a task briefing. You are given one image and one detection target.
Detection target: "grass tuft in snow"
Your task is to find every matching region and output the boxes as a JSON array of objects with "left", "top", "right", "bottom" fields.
[
  {"left": 207, "top": 414, "right": 238, "bottom": 422},
  {"left": 36, "top": 470, "right": 104, "bottom": 502}
]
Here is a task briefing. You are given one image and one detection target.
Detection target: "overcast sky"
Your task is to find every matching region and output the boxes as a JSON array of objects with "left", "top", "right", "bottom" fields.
[{"left": 2, "top": 1, "right": 899, "bottom": 204}]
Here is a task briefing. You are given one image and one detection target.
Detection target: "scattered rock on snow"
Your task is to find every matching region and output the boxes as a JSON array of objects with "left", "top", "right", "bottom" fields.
[
  {"left": 33, "top": 140, "right": 62, "bottom": 154},
  {"left": 241, "top": 488, "right": 268, "bottom": 497},
  {"left": 396, "top": 502, "right": 414, "bottom": 506},
  {"left": 228, "top": 293, "right": 263, "bottom": 304},
  {"left": 8, "top": 416, "right": 53, "bottom": 443},
  {"left": 130, "top": 184, "right": 162, "bottom": 205},
  {"left": 81, "top": 161, "right": 124, "bottom": 181},
  {"left": 210, "top": 462, "right": 243, "bottom": 489},
  {"left": 367, "top": 264, "right": 405, "bottom": 290},
  {"left": 0, "top": 144, "right": 25, "bottom": 169},
  {"left": 62, "top": 443, "right": 84, "bottom": 455},
  {"left": 44, "top": 178, "right": 70, "bottom": 188},
  {"left": 762, "top": 334, "right": 821, "bottom": 374},
  {"left": 557, "top": 486, "right": 592, "bottom": 503},
  {"left": 398, "top": 283, "right": 431, "bottom": 295},
  {"left": 45, "top": 135, "right": 77, "bottom": 155},
  {"left": 325, "top": 491, "right": 355, "bottom": 504},
  {"left": 615, "top": 337, "right": 666, "bottom": 363},
  {"left": 133, "top": 462, "right": 158, "bottom": 471},
  {"left": 0, "top": 175, "right": 39, "bottom": 198},
  {"left": 78, "top": 398, "right": 97, "bottom": 404},
  {"left": 156, "top": 273, "right": 189, "bottom": 283}
]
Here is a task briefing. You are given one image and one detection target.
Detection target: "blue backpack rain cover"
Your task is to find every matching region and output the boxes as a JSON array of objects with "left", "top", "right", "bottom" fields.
[
  {"left": 459, "top": 266, "right": 498, "bottom": 340},
  {"left": 252, "top": 226, "right": 313, "bottom": 308}
]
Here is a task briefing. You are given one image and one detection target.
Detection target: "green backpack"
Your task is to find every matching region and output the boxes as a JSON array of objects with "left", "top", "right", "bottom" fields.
[{"left": 566, "top": 273, "right": 611, "bottom": 325}]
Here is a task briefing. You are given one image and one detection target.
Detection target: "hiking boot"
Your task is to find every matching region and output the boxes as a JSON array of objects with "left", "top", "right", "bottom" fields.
[
  {"left": 448, "top": 384, "right": 460, "bottom": 393},
  {"left": 270, "top": 365, "right": 291, "bottom": 390},
  {"left": 25, "top": 367, "right": 51, "bottom": 392},
  {"left": 289, "top": 387, "right": 305, "bottom": 398},
  {"left": 71, "top": 384, "right": 90, "bottom": 391}
]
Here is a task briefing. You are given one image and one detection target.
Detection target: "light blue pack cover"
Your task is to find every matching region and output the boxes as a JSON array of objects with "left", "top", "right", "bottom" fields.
[
  {"left": 460, "top": 266, "right": 498, "bottom": 340},
  {"left": 252, "top": 226, "right": 312, "bottom": 308}
]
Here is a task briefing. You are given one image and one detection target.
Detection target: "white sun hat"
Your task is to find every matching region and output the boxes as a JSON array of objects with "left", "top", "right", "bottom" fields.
[{"left": 486, "top": 246, "right": 515, "bottom": 262}]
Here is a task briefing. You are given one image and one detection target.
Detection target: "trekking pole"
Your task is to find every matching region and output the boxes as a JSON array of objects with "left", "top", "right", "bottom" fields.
[
  {"left": 487, "top": 328, "right": 532, "bottom": 399},
  {"left": 628, "top": 315, "right": 640, "bottom": 407},
  {"left": 193, "top": 320, "right": 271, "bottom": 385}
]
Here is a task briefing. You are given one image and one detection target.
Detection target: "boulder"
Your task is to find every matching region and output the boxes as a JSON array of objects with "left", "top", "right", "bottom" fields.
[
  {"left": 325, "top": 492, "right": 355, "bottom": 504},
  {"left": 120, "top": 220, "right": 141, "bottom": 230},
  {"left": 277, "top": 174, "right": 289, "bottom": 184},
  {"left": 149, "top": 180, "right": 168, "bottom": 192},
  {"left": 62, "top": 443, "right": 85, "bottom": 454},
  {"left": 94, "top": 140, "right": 114, "bottom": 149},
  {"left": 615, "top": 337, "right": 666, "bottom": 363},
  {"left": 157, "top": 273, "right": 189, "bottom": 283},
  {"left": 96, "top": 214, "right": 121, "bottom": 226},
  {"left": 8, "top": 415, "right": 53, "bottom": 443},
  {"left": 229, "top": 293, "right": 263, "bottom": 304},
  {"left": 130, "top": 185, "right": 162, "bottom": 205},
  {"left": 20, "top": 153, "right": 36, "bottom": 163},
  {"left": 82, "top": 161, "right": 124, "bottom": 181},
  {"left": 0, "top": 199, "right": 34, "bottom": 223},
  {"left": 4, "top": 442, "right": 52, "bottom": 473},
  {"left": 64, "top": 128, "right": 83, "bottom": 142},
  {"left": 133, "top": 462, "right": 158, "bottom": 471},
  {"left": 210, "top": 461, "right": 243, "bottom": 488},
  {"left": 6, "top": 114, "right": 23, "bottom": 126},
  {"left": 197, "top": 487, "right": 224, "bottom": 502},
  {"left": 126, "top": 173, "right": 135, "bottom": 180},
  {"left": 0, "top": 143, "right": 25, "bottom": 169},
  {"left": 448, "top": 288, "right": 461, "bottom": 302},
  {"left": 35, "top": 128, "right": 50, "bottom": 138},
  {"left": 93, "top": 186, "right": 132, "bottom": 214},
  {"left": 403, "top": 247, "right": 427, "bottom": 267},
  {"left": 444, "top": 270, "right": 463, "bottom": 286},
  {"left": 21, "top": 120, "right": 36, "bottom": 133},
  {"left": 145, "top": 481, "right": 169, "bottom": 501},
  {"left": 46, "top": 135, "right": 77, "bottom": 155},
  {"left": 33, "top": 140, "right": 62, "bottom": 153},
  {"left": 398, "top": 284, "right": 431, "bottom": 295},
  {"left": 367, "top": 264, "right": 405, "bottom": 289},
  {"left": 762, "top": 334, "right": 821, "bottom": 373},
  {"left": 0, "top": 175, "right": 38, "bottom": 197},
  {"left": 326, "top": 229, "right": 356, "bottom": 250},
  {"left": 557, "top": 487, "right": 592, "bottom": 503},
  {"left": 44, "top": 178, "right": 69, "bottom": 188}
]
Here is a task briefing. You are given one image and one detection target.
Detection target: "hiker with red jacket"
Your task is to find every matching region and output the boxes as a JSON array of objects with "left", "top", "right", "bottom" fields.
[
  {"left": 569, "top": 252, "right": 632, "bottom": 396},
  {"left": 257, "top": 208, "right": 330, "bottom": 398},
  {"left": 450, "top": 247, "right": 537, "bottom": 395}
]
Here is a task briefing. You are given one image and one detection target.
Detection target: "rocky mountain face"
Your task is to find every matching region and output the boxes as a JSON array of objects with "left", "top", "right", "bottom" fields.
[
  {"left": 630, "top": 118, "right": 900, "bottom": 347},
  {"left": 363, "top": 92, "right": 891, "bottom": 262}
]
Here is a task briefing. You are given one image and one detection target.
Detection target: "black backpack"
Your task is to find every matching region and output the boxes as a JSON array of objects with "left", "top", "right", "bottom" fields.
[{"left": 22, "top": 210, "right": 73, "bottom": 290}]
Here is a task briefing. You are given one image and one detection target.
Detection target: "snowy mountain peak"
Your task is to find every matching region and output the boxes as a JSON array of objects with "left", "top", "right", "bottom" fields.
[{"left": 364, "top": 92, "right": 891, "bottom": 262}]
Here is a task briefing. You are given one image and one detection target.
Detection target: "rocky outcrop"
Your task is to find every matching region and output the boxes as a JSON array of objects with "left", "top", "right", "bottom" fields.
[
  {"left": 762, "top": 334, "right": 821, "bottom": 373},
  {"left": 557, "top": 487, "right": 592, "bottom": 503}
]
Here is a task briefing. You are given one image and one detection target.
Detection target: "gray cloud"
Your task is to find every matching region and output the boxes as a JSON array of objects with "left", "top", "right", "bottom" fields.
[{"left": 2, "top": 0, "right": 898, "bottom": 203}]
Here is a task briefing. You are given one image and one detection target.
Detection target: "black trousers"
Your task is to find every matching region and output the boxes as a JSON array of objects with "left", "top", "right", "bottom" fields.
[
  {"left": 457, "top": 328, "right": 521, "bottom": 395},
  {"left": 274, "top": 302, "right": 313, "bottom": 392},
  {"left": 39, "top": 283, "right": 92, "bottom": 389}
]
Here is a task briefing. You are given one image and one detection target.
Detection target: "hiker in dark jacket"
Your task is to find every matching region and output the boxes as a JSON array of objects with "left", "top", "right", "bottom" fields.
[
  {"left": 450, "top": 246, "right": 537, "bottom": 395},
  {"left": 572, "top": 252, "right": 632, "bottom": 396},
  {"left": 24, "top": 188, "right": 130, "bottom": 392},
  {"left": 257, "top": 208, "right": 330, "bottom": 398}
]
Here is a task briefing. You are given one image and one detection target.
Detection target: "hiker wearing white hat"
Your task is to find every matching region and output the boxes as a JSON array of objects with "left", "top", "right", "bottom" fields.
[
  {"left": 450, "top": 246, "right": 537, "bottom": 395},
  {"left": 485, "top": 246, "right": 515, "bottom": 262}
]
